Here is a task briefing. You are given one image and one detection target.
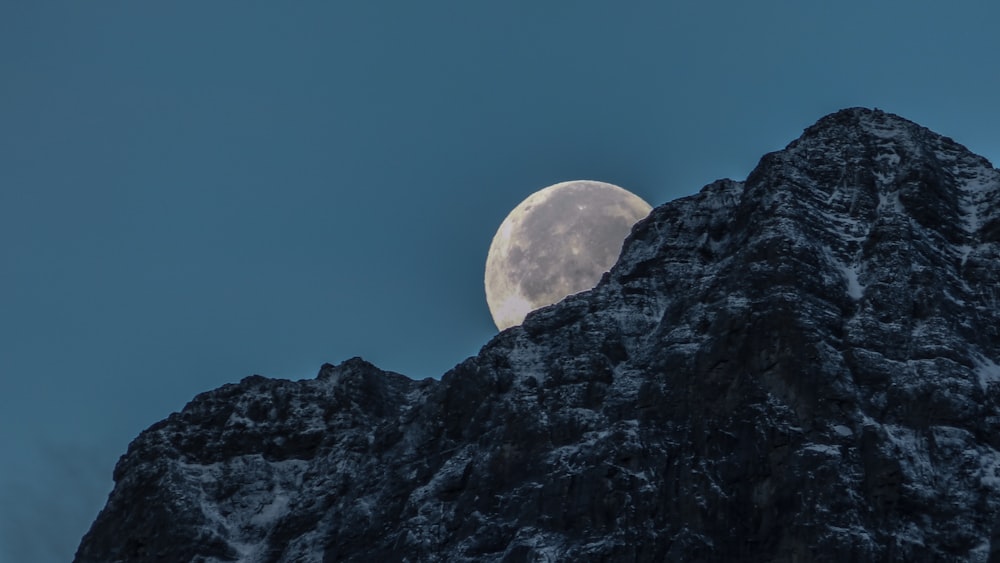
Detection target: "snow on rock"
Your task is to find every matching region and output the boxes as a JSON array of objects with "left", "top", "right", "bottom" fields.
[{"left": 78, "top": 109, "right": 1000, "bottom": 562}]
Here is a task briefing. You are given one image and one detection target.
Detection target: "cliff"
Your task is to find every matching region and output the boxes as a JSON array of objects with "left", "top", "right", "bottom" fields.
[{"left": 77, "top": 108, "right": 1000, "bottom": 562}]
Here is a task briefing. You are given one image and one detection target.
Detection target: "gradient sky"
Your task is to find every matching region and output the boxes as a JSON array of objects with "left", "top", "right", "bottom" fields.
[{"left": 2, "top": 1, "right": 998, "bottom": 560}]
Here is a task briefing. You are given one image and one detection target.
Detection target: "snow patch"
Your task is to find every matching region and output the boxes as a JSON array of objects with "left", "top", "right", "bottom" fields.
[
  {"left": 865, "top": 122, "right": 903, "bottom": 139},
  {"left": 972, "top": 354, "right": 1000, "bottom": 390},
  {"left": 954, "top": 244, "right": 974, "bottom": 267},
  {"left": 819, "top": 245, "right": 865, "bottom": 301},
  {"left": 955, "top": 169, "right": 1000, "bottom": 236},
  {"left": 803, "top": 443, "right": 841, "bottom": 456},
  {"left": 876, "top": 152, "right": 901, "bottom": 166},
  {"left": 832, "top": 425, "right": 853, "bottom": 437},
  {"left": 960, "top": 198, "right": 981, "bottom": 235},
  {"left": 841, "top": 263, "right": 864, "bottom": 300},
  {"left": 877, "top": 191, "right": 904, "bottom": 213}
]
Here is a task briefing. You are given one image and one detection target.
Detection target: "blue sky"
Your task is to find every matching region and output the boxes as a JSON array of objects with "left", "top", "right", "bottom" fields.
[{"left": 2, "top": 1, "right": 998, "bottom": 560}]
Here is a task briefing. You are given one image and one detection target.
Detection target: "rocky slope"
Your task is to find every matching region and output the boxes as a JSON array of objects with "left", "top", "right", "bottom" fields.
[{"left": 76, "top": 108, "right": 1000, "bottom": 562}]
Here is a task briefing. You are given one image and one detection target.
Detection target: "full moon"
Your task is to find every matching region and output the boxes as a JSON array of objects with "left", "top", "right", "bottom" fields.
[{"left": 485, "top": 180, "right": 652, "bottom": 331}]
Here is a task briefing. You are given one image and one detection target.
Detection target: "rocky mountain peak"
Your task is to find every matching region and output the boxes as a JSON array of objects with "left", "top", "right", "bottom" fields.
[{"left": 77, "top": 109, "right": 1000, "bottom": 562}]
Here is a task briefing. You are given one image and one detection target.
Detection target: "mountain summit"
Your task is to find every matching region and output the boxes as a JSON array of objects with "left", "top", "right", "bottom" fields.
[{"left": 77, "top": 109, "right": 1000, "bottom": 562}]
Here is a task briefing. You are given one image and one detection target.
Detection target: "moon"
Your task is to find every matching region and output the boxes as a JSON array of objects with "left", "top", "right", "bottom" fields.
[{"left": 485, "top": 180, "right": 652, "bottom": 331}]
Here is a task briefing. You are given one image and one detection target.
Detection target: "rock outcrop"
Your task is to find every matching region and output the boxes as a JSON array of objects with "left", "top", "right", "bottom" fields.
[{"left": 77, "top": 108, "right": 1000, "bottom": 562}]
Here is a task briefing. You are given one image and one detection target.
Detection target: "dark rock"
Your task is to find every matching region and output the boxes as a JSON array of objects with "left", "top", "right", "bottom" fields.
[{"left": 77, "top": 108, "right": 1000, "bottom": 562}]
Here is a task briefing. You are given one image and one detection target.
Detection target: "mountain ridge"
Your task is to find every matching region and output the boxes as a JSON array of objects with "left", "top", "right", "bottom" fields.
[{"left": 77, "top": 108, "right": 1000, "bottom": 562}]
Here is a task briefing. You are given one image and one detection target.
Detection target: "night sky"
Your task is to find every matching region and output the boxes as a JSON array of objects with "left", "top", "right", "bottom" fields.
[{"left": 2, "top": 1, "right": 998, "bottom": 560}]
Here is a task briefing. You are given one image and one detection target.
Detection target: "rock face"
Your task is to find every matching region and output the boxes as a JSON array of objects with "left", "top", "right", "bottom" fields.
[{"left": 76, "top": 109, "right": 1000, "bottom": 562}]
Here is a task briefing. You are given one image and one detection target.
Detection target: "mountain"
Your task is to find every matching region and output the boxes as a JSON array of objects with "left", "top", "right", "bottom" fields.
[{"left": 76, "top": 108, "right": 1000, "bottom": 562}]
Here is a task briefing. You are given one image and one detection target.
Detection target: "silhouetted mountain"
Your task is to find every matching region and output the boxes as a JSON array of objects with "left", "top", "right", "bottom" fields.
[{"left": 76, "top": 108, "right": 1000, "bottom": 562}]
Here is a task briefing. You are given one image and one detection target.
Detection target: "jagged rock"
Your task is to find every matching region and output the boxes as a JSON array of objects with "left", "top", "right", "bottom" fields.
[{"left": 76, "top": 108, "right": 1000, "bottom": 562}]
